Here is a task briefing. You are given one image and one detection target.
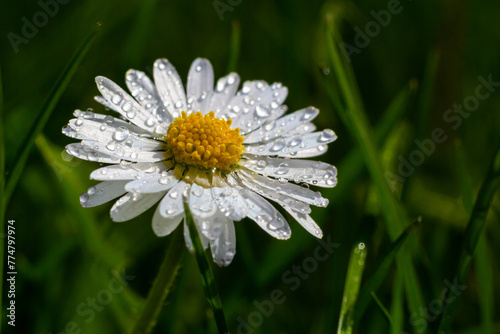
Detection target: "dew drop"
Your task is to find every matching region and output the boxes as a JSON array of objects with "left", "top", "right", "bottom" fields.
[
  {"left": 318, "top": 129, "right": 336, "bottom": 142},
  {"left": 106, "top": 140, "right": 117, "bottom": 151},
  {"left": 270, "top": 138, "right": 286, "bottom": 152},
  {"left": 111, "top": 94, "right": 123, "bottom": 105},
  {"left": 113, "top": 126, "right": 129, "bottom": 142},
  {"left": 288, "top": 135, "right": 302, "bottom": 147},
  {"left": 255, "top": 105, "right": 271, "bottom": 118}
]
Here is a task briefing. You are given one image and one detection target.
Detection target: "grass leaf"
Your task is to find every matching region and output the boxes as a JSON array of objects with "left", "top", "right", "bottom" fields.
[
  {"left": 354, "top": 217, "right": 421, "bottom": 324},
  {"left": 324, "top": 13, "right": 426, "bottom": 324},
  {"left": 438, "top": 144, "right": 500, "bottom": 333},
  {"left": 3, "top": 22, "right": 101, "bottom": 209},
  {"left": 337, "top": 243, "right": 367, "bottom": 334}
]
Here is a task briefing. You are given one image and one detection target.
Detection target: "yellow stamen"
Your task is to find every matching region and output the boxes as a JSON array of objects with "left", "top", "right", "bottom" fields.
[{"left": 165, "top": 111, "right": 244, "bottom": 171}]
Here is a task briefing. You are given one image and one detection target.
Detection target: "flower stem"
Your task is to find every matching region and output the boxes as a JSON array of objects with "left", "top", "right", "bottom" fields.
[
  {"left": 184, "top": 201, "right": 229, "bottom": 334},
  {"left": 131, "top": 227, "right": 185, "bottom": 334}
]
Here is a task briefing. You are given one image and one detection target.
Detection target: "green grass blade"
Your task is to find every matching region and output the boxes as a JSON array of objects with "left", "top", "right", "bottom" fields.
[
  {"left": 325, "top": 14, "right": 426, "bottom": 325},
  {"left": 4, "top": 22, "right": 101, "bottom": 208},
  {"left": 337, "top": 243, "right": 367, "bottom": 334},
  {"left": 325, "top": 80, "right": 416, "bottom": 204},
  {"left": 454, "top": 140, "right": 494, "bottom": 334},
  {"left": 227, "top": 20, "right": 241, "bottom": 73},
  {"left": 354, "top": 217, "right": 421, "bottom": 324},
  {"left": 325, "top": 15, "right": 402, "bottom": 237},
  {"left": 370, "top": 291, "right": 392, "bottom": 325},
  {"left": 438, "top": 144, "right": 500, "bottom": 333},
  {"left": 131, "top": 227, "right": 185, "bottom": 334},
  {"left": 184, "top": 201, "right": 229, "bottom": 334},
  {"left": 390, "top": 271, "right": 405, "bottom": 334}
]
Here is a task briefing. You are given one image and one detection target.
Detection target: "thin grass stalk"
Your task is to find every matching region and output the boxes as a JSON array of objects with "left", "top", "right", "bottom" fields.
[{"left": 337, "top": 243, "right": 367, "bottom": 334}]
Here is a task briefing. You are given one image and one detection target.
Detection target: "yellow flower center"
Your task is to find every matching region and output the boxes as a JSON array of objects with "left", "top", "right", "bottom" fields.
[{"left": 165, "top": 111, "right": 244, "bottom": 171}]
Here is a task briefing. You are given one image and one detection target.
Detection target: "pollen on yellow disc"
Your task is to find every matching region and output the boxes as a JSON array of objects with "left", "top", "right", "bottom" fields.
[{"left": 165, "top": 111, "right": 244, "bottom": 171}]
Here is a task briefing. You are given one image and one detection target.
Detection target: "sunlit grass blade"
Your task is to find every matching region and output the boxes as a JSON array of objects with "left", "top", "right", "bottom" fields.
[
  {"left": 4, "top": 22, "right": 101, "bottom": 209},
  {"left": 325, "top": 80, "right": 416, "bottom": 204},
  {"left": 227, "top": 20, "right": 241, "bottom": 73},
  {"left": 453, "top": 140, "right": 494, "bottom": 334},
  {"left": 337, "top": 243, "right": 367, "bottom": 334},
  {"left": 370, "top": 291, "right": 392, "bottom": 325},
  {"left": 438, "top": 144, "right": 500, "bottom": 333},
  {"left": 354, "top": 216, "right": 421, "bottom": 324},
  {"left": 184, "top": 201, "right": 229, "bottom": 334},
  {"left": 131, "top": 228, "right": 185, "bottom": 334},
  {"left": 325, "top": 13, "right": 425, "bottom": 323}
]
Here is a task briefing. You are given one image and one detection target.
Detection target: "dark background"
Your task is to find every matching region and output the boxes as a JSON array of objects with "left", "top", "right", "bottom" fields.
[{"left": 1, "top": 0, "right": 499, "bottom": 333}]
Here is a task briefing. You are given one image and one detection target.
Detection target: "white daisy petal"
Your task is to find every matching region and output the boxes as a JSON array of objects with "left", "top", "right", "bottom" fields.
[
  {"left": 240, "top": 155, "right": 338, "bottom": 187},
  {"left": 153, "top": 58, "right": 187, "bottom": 119},
  {"left": 209, "top": 73, "right": 240, "bottom": 115},
  {"left": 95, "top": 76, "right": 156, "bottom": 132},
  {"left": 125, "top": 172, "right": 178, "bottom": 193},
  {"left": 70, "top": 110, "right": 153, "bottom": 137},
  {"left": 240, "top": 188, "right": 291, "bottom": 240},
  {"left": 79, "top": 140, "right": 166, "bottom": 163},
  {"left": 90, "top": 162, "right": 161, "bottom": 181},
  {"left": 211, "top": 186, "right": 249, "bottom": 221},
  {"left": 125, "top": 69, "right": 172, "bottom": 124},
  {"left": 183, "top": 219, "right": 210, "bottom": 252},
  {"left": 110, "top": 191, "right": 166, "bottom": 222},
  {"left": 235, "top": 171, "right": 311, "bottom": 214},
  {"left": 65, "top": 143, "right": 121, "bottom": 163},
  {"left": 152, "top": 204, "right": 184, "bottom": 237},
  {"left": 158, "top": 181, "right": 190, "bottom": 218},
  {"left": 287, "top": 123, "right": 317, "bottom": 136},
  {"left": 283, "top": 206, "right": 323, "bottom": 239},
  {"left": 243, "top": 107, "right": 319, "bottom": 144},
  {"left": 189, "top": 184, "right": 218, "bottom": 218},
  {"left": 229, "top": 81, "right": 288, "bottom": 134},
  {"left": 187, "top": 58, "right": 214, "bottom": 114},
  {"left": 210, "top": 219, "right": 236, "bottom": 267},
  {"left": 237, "top": 169, "right": 329, "bottom": 207},
  {"left": 80, "top": 181, "right": 128, "bottom": 208},
  {"left": 68, "top": 118, "right": 166, "bottom": 153},
  {"left": 243, "top": 130, "right": 337, "bottom": 157},
  {"left": 94, "top": 95, "right": 115, "bottom": 110}
]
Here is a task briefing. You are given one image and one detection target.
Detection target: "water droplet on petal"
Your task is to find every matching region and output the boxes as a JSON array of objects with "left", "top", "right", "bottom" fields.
[
  {"left": 270, "top": 138, "right": 286, "bottom": 152},
  {"left": 113, "top": 126, "right": 129, "bottom": 142},
  {"left": 318, "top": 129, "right": 336, "bottom": 142},
  {"left": 106, "top": 140, "right": 117, "bottom": 151},
  {"left": 111, "top": 94, "right": 123, "bottom": 105},
  {"left": 255, "top": 105, "right": 271, "bottom": 118}
]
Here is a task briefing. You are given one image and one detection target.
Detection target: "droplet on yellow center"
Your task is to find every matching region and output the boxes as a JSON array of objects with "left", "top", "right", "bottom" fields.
[{"left": 165, "top": 111, "right": 244, "bottom": 171}]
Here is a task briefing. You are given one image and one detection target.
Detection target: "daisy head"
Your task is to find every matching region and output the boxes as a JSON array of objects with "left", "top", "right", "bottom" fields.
[{"left": 63, "top": 58, "right": 338, "bottom": 266}]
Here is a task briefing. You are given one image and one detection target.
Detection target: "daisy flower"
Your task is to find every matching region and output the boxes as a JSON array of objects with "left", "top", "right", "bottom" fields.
[{"left": 63, "top": 58, "right": 338, "bottom": 266}]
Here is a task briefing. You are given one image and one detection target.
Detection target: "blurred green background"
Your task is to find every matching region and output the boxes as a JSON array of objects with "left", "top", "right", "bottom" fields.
[{"left": 1, "top": 0, "right": 500, "bottom": 333}]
